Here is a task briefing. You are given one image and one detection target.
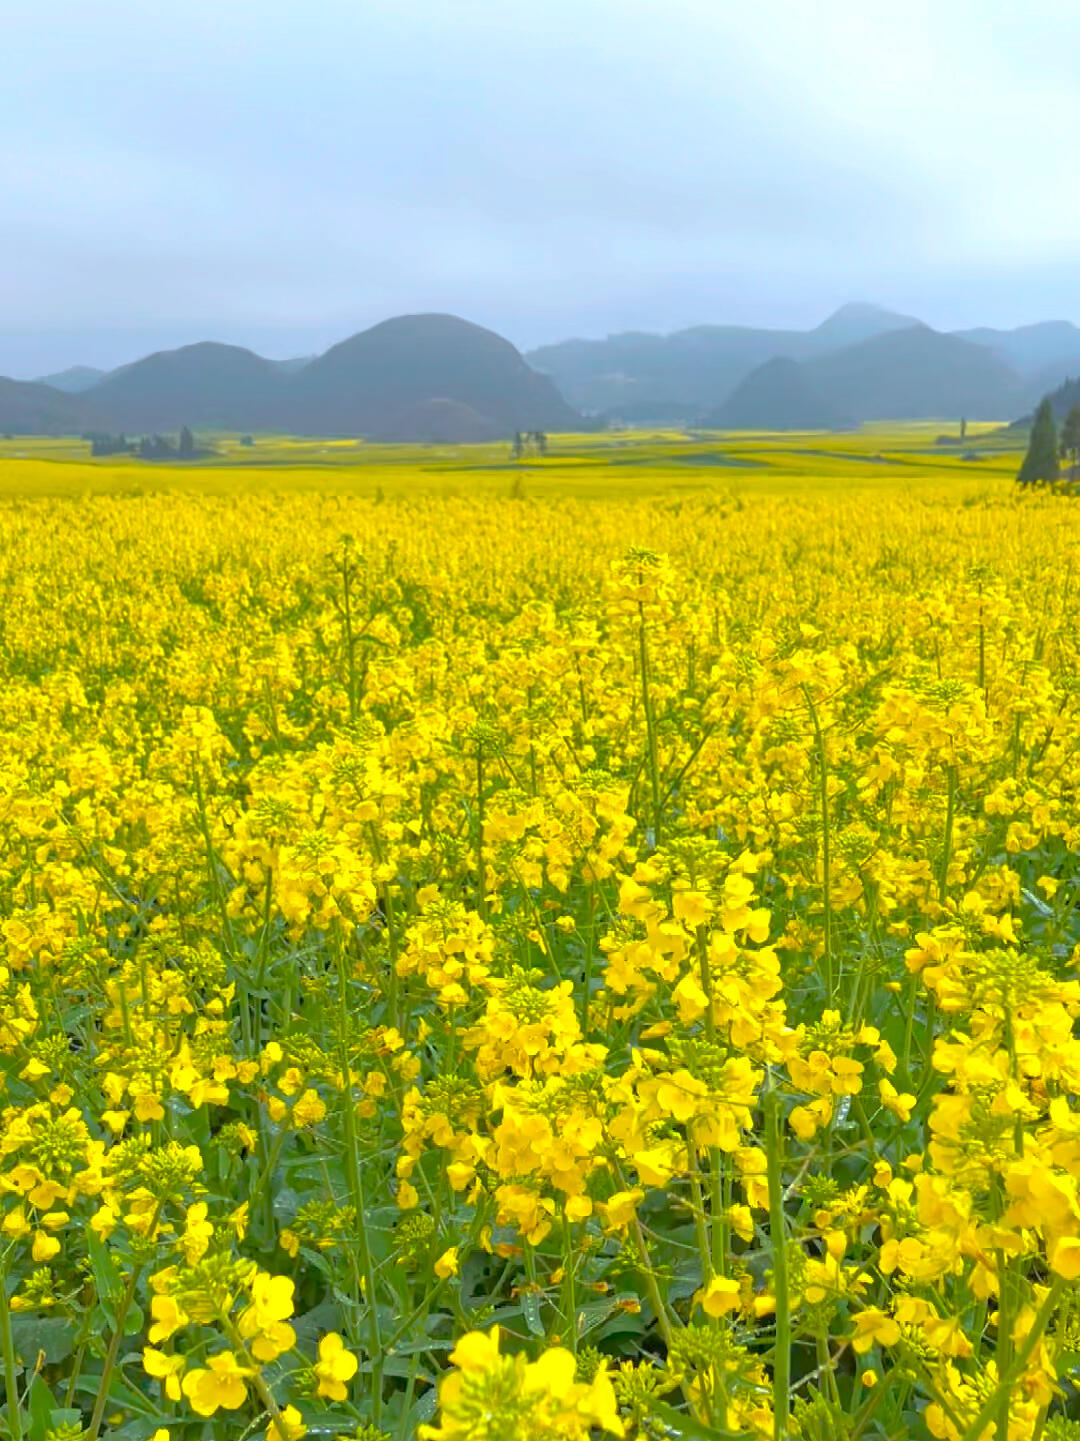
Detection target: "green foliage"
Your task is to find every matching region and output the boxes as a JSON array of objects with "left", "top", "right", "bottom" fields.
[
  {"left": 1018, "top": 396, "right": 1059, "bottom": 484},
  {"left": 1060, "top": 404, "right": 1080, "bottom": 477}
]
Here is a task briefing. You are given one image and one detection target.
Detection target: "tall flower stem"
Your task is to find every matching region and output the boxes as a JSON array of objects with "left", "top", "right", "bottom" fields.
[
  {"left": 959, "top": 1278, "right": 1064, "bottom": 1441},
  {"left": 87, "top": 1201, "right": 164, "bottom": 1441},
  {"left": 336, "top": 949, "right": 383, "bottom": 1421},
  {"left": 939, "top": 763, "right": 957, "bottom": 903},
  {"left": 802, "top": 687, "right": 834, "bottom": 1008},
  {"left": 637, "top": 599, "right": 662, "bottom": 849},
  {"left": 0, "top": 1253, "right": 22, "bottom": 1441},
  {"left": 765, "top": 1079, "right": 790, "bottom": 1441},
  {"left": 475, "top": 739, "right": 487, "bottom": 918}
]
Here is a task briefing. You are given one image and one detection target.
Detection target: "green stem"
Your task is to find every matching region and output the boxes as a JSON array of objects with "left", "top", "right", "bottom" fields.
[
  {"left": 0, "top": 1255, "right": 22, "bottom": 1441},
  {"left": 222, "top": 1319, "right": 296, "bottom": 1437},
  {"left": 561, "top": 1212, "right": 579, "bottom": 1351},
  {"left": 695, "top": 925, "right": 716, "bottom": 1044},
  {"left": 687, "top": 1152, "right": 713, "bottom": 1284},
  {"left": 939, "top": 763, "right": 957, "bottom": 904},
  {"left": 960, "top": 1278, "right": 1064, "bottom": 1441},
  {"left": 802, "top": 688, "right": 834, "bottom": 1007},
  {"left": 994, "top": 1248, "right": 1014, "bottom": 1441},
  {"left": 366, "top": 824, "right": 401, "bottom": 1031},
  {"left": 851, "top": 1365, "right": 899, "bottom": 1439},
  {"left": 977, "top": 597, "right": 986, "bottom": 698},
  {"left": 340, "top": 543, "right": 358, "bottom": 725},
  {"left": 765, "top": 1079, "right": 790, "bottom": 1441},
  {"left": 637, "top": 600, "right": 662, "bottom": 850},
  {"left": 612, "top": 1160, "right": 675, "bottom": 1346},
  {"left": 710, "top": 1152, "right": 727, "bottom": 1281},
  {"left": 335, "top": 950, "right": 383, "bottom": 1420},
  {"left": 475, "top": 742, "right": 487, "bottom": 918},
  {"left": 694, "top": 926, "right": 727, "bottom": 1273},
  {"left": 580, "top": 884, "right": 596, "bottom": 1035},
  {"left": 86, "top": 1201, "right": 164, "bottom": 1441}
]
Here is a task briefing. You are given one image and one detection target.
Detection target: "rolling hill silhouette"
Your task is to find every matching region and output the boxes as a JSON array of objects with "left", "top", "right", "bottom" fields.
[
  {"left": 87, "top": 342, "right": 287, "bottom": 432},
  {"left": 705, "top": 326, "right": 1022, "bottom": 427},
  {"left": 528, "top": 304, "right": 916, "bottom": 414},
  {"left": 530, "top": 306, "right": 1058, "bottom": 425},
  {"left": 0, "top": 315, "right": 580, "bottom": 439},
  {"left": 3, "top": 304, "right": 1079, "bottom": 439},
  {"left": 704, "top": 356, "right": 851, "bottom": 430},
  {"left": 35, "top": 365, "right": 106, "bottom": 393},
  {"left": 285, "top": 314, "right": 579, "bottom": 435},
  {"left": 798, "top": 325, "right": 1024, "bottom": 421},
  {"left": 0, "top": 378, "right": 91, "bottom": 435}
]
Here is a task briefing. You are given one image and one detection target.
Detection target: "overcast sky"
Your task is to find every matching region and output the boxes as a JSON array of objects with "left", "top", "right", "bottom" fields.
[{"left": 5, "top": 0, "right": 1080, "bottom": 375}]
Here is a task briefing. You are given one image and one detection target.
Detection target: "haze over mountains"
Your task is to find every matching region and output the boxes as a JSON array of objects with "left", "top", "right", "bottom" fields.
[
  {"left": 528, "top": 303, "right": 1080, "bottom": 428},
  {"left": 2, "top": 303, "right": 1079, "bottom": 441},
  {"left": 3, "top": 315, "right": 579, "bottom": 441}
]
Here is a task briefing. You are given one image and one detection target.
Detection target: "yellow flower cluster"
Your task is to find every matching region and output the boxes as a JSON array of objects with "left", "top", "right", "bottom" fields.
[{"left": 0, "top": 474, "right": 1078, "bottom": 1439}]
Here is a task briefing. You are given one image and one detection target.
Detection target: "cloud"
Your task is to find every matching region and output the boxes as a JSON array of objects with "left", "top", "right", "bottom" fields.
[{"left": 4, "top": 0, "right": 1080, "bottom": 372}]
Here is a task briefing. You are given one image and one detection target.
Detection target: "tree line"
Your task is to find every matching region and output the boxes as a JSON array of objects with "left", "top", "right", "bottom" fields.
[
  {"left": 86, "top": 427, "right": 205, "bottom": 459},
  {"left": 1018, "top": 399, "right": 1080, "bottom": 485}
]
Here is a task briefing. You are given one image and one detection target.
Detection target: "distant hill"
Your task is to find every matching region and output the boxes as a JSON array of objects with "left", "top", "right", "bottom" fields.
[
  {"left": 1020, "top": 374, "right": 1080, "bottom": 426},
  {"left": 286, "top": 314, "right": 580, "bottom": 436},
  {"left": 87, "top": 342, "right": 286, "bottom": 432},
  {"left": 954, "top": 321, "right": 1080, "bottom": 389},
  {"left": 808, "top": 302, "right": 920, "bottom": 350},
  {"left": 799, "top": 326, "right": 1024, "bottom": 422},
  {"left": 527, "top": 326, "right": 792, "bottom": 413},
  {"left": 528, "top": 305, "right": 1062, "bottom": 426},
  {"left": 36, "top": 365, "right": 107, "bottom": 393},
  {"left": 703, "top": 325, "right": 1026, "bottom": 429},
  {"left": 704, "top": 356, "right": 852, "bottom": 430},
  {"left": 11, "top": 302, "right": 1080, "bottom": 440},
  {"left": 527, "top": 304, "right": 917, "bottom": 415},
  {"left": 696, "top": 325, "right": 1023, "bottom": 430},
  {"left": 0, "top": 315, "right": 582, "bottom": 441},
  {"left": 368, "top": 397, "right": 505, "bottom": 443},
  {"left": 0, "top": 378, "right": 91, "bottom": 435}
]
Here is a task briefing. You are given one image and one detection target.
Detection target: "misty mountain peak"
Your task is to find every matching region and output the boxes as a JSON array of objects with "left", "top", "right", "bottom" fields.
[{"left": 812, "top": 303, "right": 921, "bottom": 346}]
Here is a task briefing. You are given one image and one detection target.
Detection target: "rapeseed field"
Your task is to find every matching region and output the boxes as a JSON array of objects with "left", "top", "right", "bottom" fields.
[{"left": 0, "top": 430, "right": 1077, "bottom": 1440}]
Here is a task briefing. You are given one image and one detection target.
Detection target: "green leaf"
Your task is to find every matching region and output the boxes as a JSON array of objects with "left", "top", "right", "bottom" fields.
[
  {"left": 26, "top": 1377, "right": 58, "bottom": 1441},
  {"left": 282, "top": 1414, "right": 375, "bottom": 1437},
  {"left": 121, "top": 1299, "right": 144, "bottom": 1337},
  {"left": 9, "top": 1315, "right": 75, "bottom": 1367},
  {"left": 409, "top": 1388, "right": 440, "bottom": 1426},
  {"left": 647, "top": 1398, "right": 749, "bottom": 1440},
  {"left": 290, "top": 1300, "right": 345, "bottom": 1349},
  {"left": 87, "top": 1231, "right": 123, "bottom": 1311},
  {"left": 385, "top": 1336, "right": 455, "bottom": 1357},
  {"left": 47, "top": 1412, "right": 82, "bottom": 1433},
  {"left": 106, "top": 1420, "right": 176, "bottom": 1441}
]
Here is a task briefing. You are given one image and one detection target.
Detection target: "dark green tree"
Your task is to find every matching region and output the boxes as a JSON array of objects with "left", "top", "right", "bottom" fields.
[
  {"left": 139, "top": 433, "right": 175, "bottom": 459},
  {"left": 179, "top": 426, "right": 195, "bottom": 458},
  {"left": 1060, "top": 405, "right": 1080, "bottom": 480},
  {"left": 1017, "top": 397, "right": 1059, "bottom": 485}
]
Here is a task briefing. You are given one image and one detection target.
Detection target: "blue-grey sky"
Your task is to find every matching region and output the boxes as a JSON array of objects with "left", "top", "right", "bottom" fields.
[{"left": 5, "top": 0, "right": 1080, "bottom": 376}]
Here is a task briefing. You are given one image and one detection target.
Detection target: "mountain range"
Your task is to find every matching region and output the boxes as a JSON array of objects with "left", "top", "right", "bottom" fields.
[
  {"left": 527, "top": 303, "right": 1080, "bottom": 427},
  {"left": 1, "top": 315, "right": 580, "bottom": 441},
  {"left": 3, "top": 303, "right": 1079, "bottom": 441}
]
